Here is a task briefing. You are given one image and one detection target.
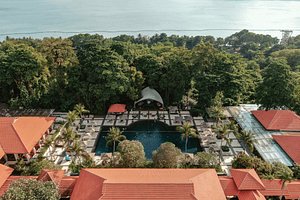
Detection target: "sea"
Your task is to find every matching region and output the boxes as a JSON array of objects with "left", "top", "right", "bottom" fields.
[{"left": 0, "top": 0, "right": 300, "bottom": 40}]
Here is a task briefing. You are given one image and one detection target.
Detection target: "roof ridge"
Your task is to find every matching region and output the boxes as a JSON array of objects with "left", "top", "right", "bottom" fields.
[
  {"left": 268, "top": 110, "right": 279, "bottom": 129},
  {"left": 11, "top": 118, "right": 29, "bottom": 153}
]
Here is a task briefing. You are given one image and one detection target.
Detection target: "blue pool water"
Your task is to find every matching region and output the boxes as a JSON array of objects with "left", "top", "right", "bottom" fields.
[{"left": 95, "top": 120, "right": 201, "bottom": 159}]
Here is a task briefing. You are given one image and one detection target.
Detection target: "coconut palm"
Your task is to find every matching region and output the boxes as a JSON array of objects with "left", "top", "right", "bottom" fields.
[
  {"left": 74, "top": 103, "right": 89, "bottom": 118},
  {"left": 237, "top": 130, "right": 255, "bottom": 153},
  {"left": 57, "top": 126, "right": 79, "bottom": 147},
  {"left": 216, "top": 124, "right": 232, "bottom": 147},
  {"left": 176, "top": 122, "right": 198, "bottom": 153},
  {"left": 43, "top": 137, "right": 56, "bottom": 161},
  {"left": 68, "top": 139, "right": 87, "bottom": 164},
  {"left": 105, "top": 127, "right": 126, "bottom": 154},
  {"left": 66, "top": 110, "right": 78, "bottom": 127}
]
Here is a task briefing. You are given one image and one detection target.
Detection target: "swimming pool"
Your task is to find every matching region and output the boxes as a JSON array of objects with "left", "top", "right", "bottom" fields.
[{"left": 95, "top": 120, "right": 201, "bottom": 159}]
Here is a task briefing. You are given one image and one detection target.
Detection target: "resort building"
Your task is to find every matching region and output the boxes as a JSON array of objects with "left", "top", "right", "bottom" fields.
[
  {"left": 1, "top": 166, "right": 300, "bottom": 199},
  {"left": 0, "top": 117, "right": 55, "bottom": 165},
  {"left": 227, "top": 104, "right": 300, "bottom": 166},
  {"left": 71, "top": 169, "right": 226, "bottom": 200}
]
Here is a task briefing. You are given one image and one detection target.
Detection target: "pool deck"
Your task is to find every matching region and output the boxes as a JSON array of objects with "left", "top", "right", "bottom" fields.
[
  {"left": 104, "top": 109, "right": 196, "bottom": 127},
  {"left": 52, "top": 109, "right": 197, "bottom": 153},
  {"left": 48, "top": 108, "right": 200, "bottom": 171}
]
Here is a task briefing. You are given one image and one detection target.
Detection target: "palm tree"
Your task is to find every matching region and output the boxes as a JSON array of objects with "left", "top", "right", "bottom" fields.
[
  {"left": 68, "top": 139, "right": 86, "bottom": 164},
  {"left": 216, "top": 124, "right": 231, "bottom": 147},
  {"left": 74, "top": 103, "right": 89, "bottom": 118},
  {"left": 43, "top": 137, "right": 56, "bottom": 161},
  {"left": 66, "top": 110, "right": 78, "bottom": 127},
  {"left": 237, "top": 130, "right": 255, "bottom": 154},
  {"left": 57, "top": 126, "right": 79, "bottom": 147},
  {"left": 176, "top": 122, "right": 198, "bottom": 153},
  {"left": 105, "top": 127, "right": 126, "bottom": 154}
]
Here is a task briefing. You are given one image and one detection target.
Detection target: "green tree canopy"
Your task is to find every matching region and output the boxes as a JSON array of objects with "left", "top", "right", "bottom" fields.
[
  {"left": 0, "top": 179, "right": 60, "bottom": 200},
  {"left": 256, "top": 58, "right": 295, "bottom": 109},
  {"left": 152, "top": 142, "right": 184, "bottom": 168},
  {"left": 232, "top": 152, "right": 273, "bottom": 179},
  {"left": 0, "top": 41, "right": 49, "bottom": 107},
  {"left": 117, "top": 140, "right": 146, "bottom": 168},
  {"left": 71, "top": 42, "right": 144, "bottom": 112},
  {"left": 14, "top": 159, "right": 61, "bottom": 176},
  {"left": 193, "top": 43, "right": 256, "bottom": 111},
  {"left": 271, "top": 49, "right": 300, "bottom": 71},
  {"left": 272, "top": 162, "right": 293, "bottom": 181},
  {"left": 192, "top": 152, "right": 221, "bottom": 171}
]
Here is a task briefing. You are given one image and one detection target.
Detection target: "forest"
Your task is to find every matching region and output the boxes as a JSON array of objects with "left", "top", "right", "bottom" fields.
[{"left": 0, "top": 29, "right": 299, "bottom": 114}]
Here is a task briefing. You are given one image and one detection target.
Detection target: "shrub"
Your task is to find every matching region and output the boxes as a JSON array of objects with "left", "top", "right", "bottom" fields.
[{"left": 1, "top": 179, "right": 60, "bottom": 200}]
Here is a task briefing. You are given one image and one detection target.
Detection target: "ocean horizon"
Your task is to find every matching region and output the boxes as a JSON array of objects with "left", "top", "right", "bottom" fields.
[{"left": 1, "top": 0, "right": 300, "bottom": 40}]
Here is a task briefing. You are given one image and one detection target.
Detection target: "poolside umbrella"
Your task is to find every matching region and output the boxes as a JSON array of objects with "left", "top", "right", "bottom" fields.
[{"left": 107, "top": 104, "right": 126, "bottom": 115}]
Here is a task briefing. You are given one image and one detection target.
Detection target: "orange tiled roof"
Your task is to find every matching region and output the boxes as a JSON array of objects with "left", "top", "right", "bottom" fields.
[
  {"left": 0, "top": 165, "right": 13, "bottom": 190},
  {"left": 37, "top": 169, "right": 65, "bottom": 185},
  {"left": 0, "top": 145, "right": 4, "bottom": 159},
  {"left": 37, "top": 170, "right": 78, "bottom": 198},
  {"left": 0, "top": 117, "right": 55, "bottom": 154},
  {"left": 219, "top": 176, "right": 300, "bottom": 199},
  {"left": 260, "top": 179, "right": 287, "bottom": 197},
  {"left": 273, "top": 134, "right": 300, "bottom": 164},
  {"left": 285, "top": 181, "right": 300, "bottom": 199},
  {"left": 219, "top": 176, "right": 239, "bottom": 196},
  {"left": 71, "top": 169, "right": 226, "bottom": 200},
  {"left": 238, "top": 190, "right": 266, "bottom": 200},
  {"left": 231, "top": 169, "right": 265, "bottom": 190},
  {"left": 59, "top": 177, "right": 78, "bottom": 198},
  {"left": 251, "top": 110, "right": 300, "bottom": 131}
]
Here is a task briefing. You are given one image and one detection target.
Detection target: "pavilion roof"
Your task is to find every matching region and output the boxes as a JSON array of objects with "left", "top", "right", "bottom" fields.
[
  {"left": 107, "top": 104, "right": 126, "bottom": 113},
  {"left": 0, "top": 117, "right": 55, "bottom": 154},
  {"left": 135, "top": 87, "right": 164, "bottom": 107},
  {"left": 251, "top": 110, "right": 300, "bottom": 131}
]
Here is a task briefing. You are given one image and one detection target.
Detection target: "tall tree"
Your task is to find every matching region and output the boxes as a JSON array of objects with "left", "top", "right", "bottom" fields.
[
  {"left": 216, "top": 124, "right": 231, "bottom": 147},
  {"left": 158, "top": 48, "right": 192, "bottom": 105},
  {"left": 37, "top": 38, "right": 79, "bottom": 109},
  {"left": 66, "top": 110, "right": 78, "bottom": 127},
  {"left": 256, "top": 58, "right": 295, "bottom": 109},
  {"left": 74, "top": 103, "right": 89, "bottom": 118},
  {"left": 237, "top": 130, "right": 255, "bottom": 154},
  {"left": 207, "top": 91, "right": 224, "bottom": 124},
  {"left": 271, "top": 49, "right": 300, "bottom": 71},
  {"left": 176, "top": 122, "right": 198, "bottom": 153},
  {"left": 105, "top": 127, "right": 126, "bottom": 154},
  {"left": 71, "top": 41, "right": 144, "bottom": 113},
  {"left": 193, "top": 43, "right": 255, "bottom": 111},
  {"left": 0, "top": 41, "right": 49, "bottom": 107}
]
